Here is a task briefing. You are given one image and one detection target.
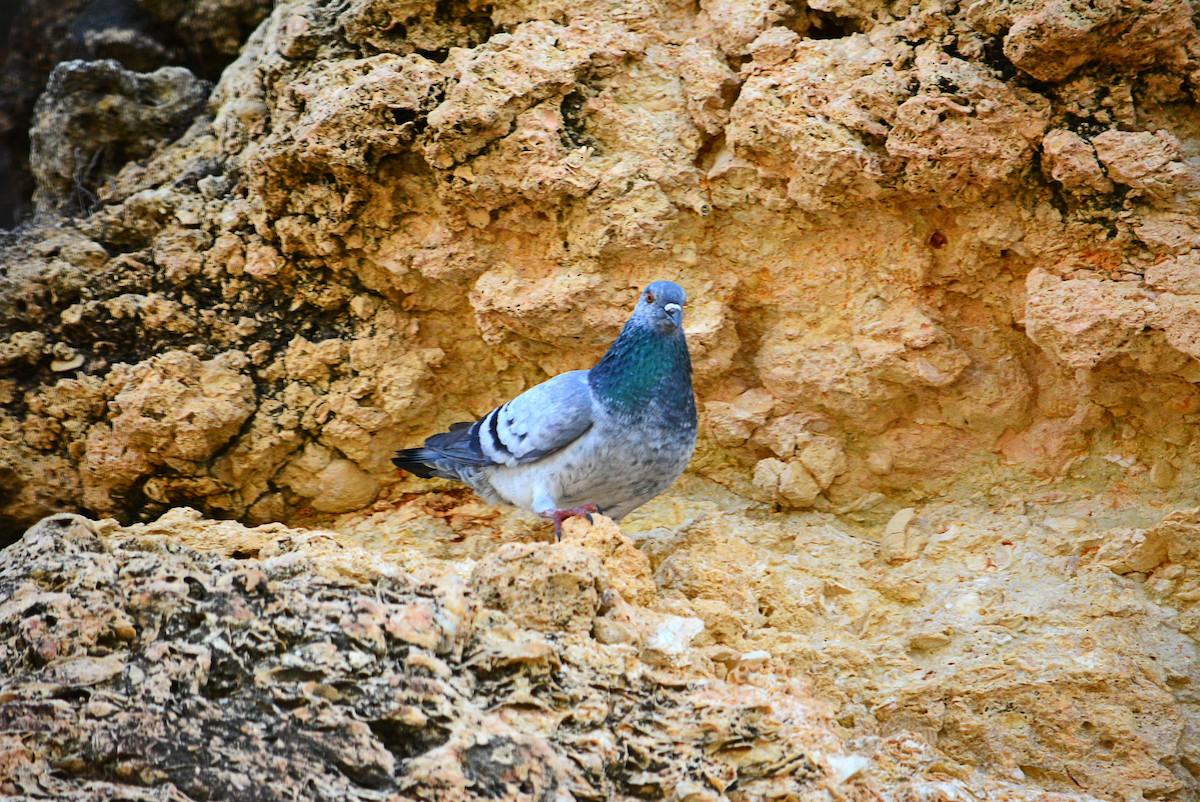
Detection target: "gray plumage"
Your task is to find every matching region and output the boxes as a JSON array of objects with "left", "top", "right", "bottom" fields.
[{"left": 394, "top": 281, "right": 698, "bottom": 530}]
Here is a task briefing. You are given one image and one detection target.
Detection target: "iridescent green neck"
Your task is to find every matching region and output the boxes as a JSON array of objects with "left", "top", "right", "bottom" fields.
[{"left": 589, "top": 319, "right": 693, "bottom": 415}]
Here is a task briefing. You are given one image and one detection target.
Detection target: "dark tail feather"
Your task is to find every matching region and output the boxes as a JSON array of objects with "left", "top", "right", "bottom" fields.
[
  {"left": 395, "top": 420, "right": 489, "bottom": 480},
  {"left": 392, "top": 447, "right": 450, "bottom": 479}
]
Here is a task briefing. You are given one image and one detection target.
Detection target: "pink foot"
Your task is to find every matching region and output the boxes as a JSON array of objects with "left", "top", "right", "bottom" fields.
[{"left": 539, "top": 504, "right": 601, "bottom": 541}]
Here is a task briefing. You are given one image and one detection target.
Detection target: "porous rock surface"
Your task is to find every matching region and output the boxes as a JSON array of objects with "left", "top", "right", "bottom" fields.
[
  {"left": 0, "top": 0, "right": 273, "bottom": 226},
  {"left": 6, "top": 0, "right": 1200, "bottom": 531},
  {"left": 3, "top": 0, "right": 1200, "bottom": 797},
  {"left": 1, "top": 510, "right": 1111, "bottom": 801}
]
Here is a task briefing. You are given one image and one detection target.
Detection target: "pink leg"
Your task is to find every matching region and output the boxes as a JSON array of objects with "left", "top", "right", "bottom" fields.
[{"left": 539, "top": 504, "right": 601, "bottom": 541}]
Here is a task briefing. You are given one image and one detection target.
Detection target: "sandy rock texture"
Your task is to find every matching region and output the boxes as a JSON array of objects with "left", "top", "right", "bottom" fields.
[
  {"left": 3, "top": 0, "right": 1200, "bottom": 797},
  {"left": 0, "top": 0, "right": 272, "bottom": 226},
  {"left": 6, "top": 0, "right": 1200, "bottom": 532},
  {"left": 315, "top": 479, "right": 1200, "bottom": 801},
  {"left": 0, "top": 510, "right": 1112, "bottom": 801}
]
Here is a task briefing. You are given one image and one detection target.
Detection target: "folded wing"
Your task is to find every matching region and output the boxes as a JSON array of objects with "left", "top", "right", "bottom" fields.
[{"left": 394, "top": 370, "right": 594, "bottom": 476}]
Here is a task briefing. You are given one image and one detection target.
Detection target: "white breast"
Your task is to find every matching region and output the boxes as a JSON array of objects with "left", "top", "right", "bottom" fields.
[
  {"left": 483, "top": 427, "right": 604, "bottom": 515},
  {"left": 480, "top": 422, "right": 693, "bottom": 521}
]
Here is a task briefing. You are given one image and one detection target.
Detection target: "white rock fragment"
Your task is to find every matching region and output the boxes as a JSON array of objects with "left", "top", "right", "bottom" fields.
[
  {"left": 881, "top": 507, "right": 919, "bottom": 563},
  {"left": 826, "top": 753, "right": 870, "bottom": 785},
  {"left": 51, "top": 353, "right": 85, "bottom": 371},
  {"left": 1045, "top": 516, "right": 1087, "bottom": 534},
  {"left": 645, "top": 616, "right": 705, "bottom": 656}
]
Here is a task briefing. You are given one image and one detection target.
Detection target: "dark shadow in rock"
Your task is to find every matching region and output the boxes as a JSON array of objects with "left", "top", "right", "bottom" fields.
[
  {"left": 0, "top": 0, "right": 271, "bottom": 229},
  {"left": 28, "top": 58, "right": 210, "bottom": 218}
]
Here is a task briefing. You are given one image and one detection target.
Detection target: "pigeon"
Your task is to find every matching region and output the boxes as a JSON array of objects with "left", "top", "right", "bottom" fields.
[{"left": 393, "top": 280, "right": 698, "bottom": 539}]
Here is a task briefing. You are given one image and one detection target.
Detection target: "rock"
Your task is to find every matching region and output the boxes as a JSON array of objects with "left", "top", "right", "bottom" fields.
[
  {"left": 705, "top": 388, "right": 776, "bottom": 448},
  {"left": 797, "top": 435, "right": 848, "bottom": 490},
  {"left": 469, "top": 538, "right": 607, "bottom": 633},
  {"left": 560, "top": 514, "right": 657, "bottom": 606},
  {"left": 3, "top": 1, "right": 1200, "bottom": 796},
  {"left": 139, "top": 0, "right": 274, "bottom": 65},
  {"left": 885, "top": 49, "right": 1051, "bottom": 202},
  {"left": 0, "top": 509, "right": 997, "bottom": 802},
  {"left": 1093, "top": 528, "right": 1169, "bottom": 574},
  {"left": 0, "top": 512, "right": 468, "bottom": 800},
  {"left": 1092, "top": 128, "right": 1196, "bottom": 201},
  {"left": 702, "top": 0, "right": 791, "bottom": 57},
  {"left": 752, "top": 456, "right": 826, "bottom": 508},
  {"left": 643, "top": 614, "right": 706, "bottom": 657},
  {"left": 310, "top": 459, "right": 381, "bottom": 513},
  {"left": 1041, "top": 129, "right": 1114, "bottom": 193},
  {"left": 29, "top": 59, "right": 210, "bottom": 216},
  {"left": 999, "top": 0, "right": 1196, "bottom": 82},
  {"left": 5, "top": 493, "right": 1200, "bottom": 802},
  {"left": 0, "top": 0, "right": 269, "bottom": 227},
  {"left": 80, "top": 350, "right": 255, "bottom": 516},
  {"left": 1024, "top": 269, "right": 1151, "bottom": 369},
  {"left": 879, "top": 507, "right": 920, "bottom": 563},
  {"left": 3, "top": 0, "right": 1200, "bottom": 534},
  {"left": 779, "top": 460, "right": 823, "bottom": 507}
]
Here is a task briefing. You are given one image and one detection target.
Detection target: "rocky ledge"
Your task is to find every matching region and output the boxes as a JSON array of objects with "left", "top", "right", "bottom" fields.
[{"left": 0, "top": 509, "right": 1132, "bottom": 801}]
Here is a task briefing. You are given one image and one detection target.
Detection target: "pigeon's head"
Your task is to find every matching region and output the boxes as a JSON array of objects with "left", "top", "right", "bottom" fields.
[{"left": 637, "top": 280, "right": 687, "bottom": 331}]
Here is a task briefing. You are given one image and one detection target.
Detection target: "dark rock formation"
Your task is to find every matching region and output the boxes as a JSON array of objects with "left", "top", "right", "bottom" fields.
[
  {"left": 30, "top": 59, "right": 210, "bottom": 217},
  {"left": 0, "top": 0, "right": 270, "bottom": 228}
]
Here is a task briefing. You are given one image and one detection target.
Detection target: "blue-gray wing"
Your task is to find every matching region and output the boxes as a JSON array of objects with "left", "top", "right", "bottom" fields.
[{"left": 417, "top": 370, "right": 594, "bottom": 469}]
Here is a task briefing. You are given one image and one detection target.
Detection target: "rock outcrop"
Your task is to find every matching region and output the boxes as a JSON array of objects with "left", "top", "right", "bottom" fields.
[
  {"left": 0, "top": 510, "right": 1132, "bottom": 800},
  {"left": 5, "top": 0, "right": 1200, "bottom": 534},
  {"left": 0, "top": 0, "right": 272, "bottom": 226},
  {"left": 3, "top": 0, "right": 1200, "bottom": 797}
]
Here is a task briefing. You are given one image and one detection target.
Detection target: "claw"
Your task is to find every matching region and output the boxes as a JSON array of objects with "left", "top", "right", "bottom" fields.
[{"left": 539, "top": 504, "right": 601, "bottom": 541}]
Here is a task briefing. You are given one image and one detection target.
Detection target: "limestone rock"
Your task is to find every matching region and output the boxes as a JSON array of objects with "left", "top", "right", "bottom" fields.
[
  {"left": 30, "top": 59, "right": 210, "bottom": 216},
  {"left": 80, "top": 350, "right": 255, "bottom": 516},
  {"left": 1024, "top": 269, "right": 1153, "bottom": 370},
  {"left": 0, "top": 0, "right": 270, "bottom": 227},
  {"left": 0, "top": 508, "right": 1032, "bottom": 802},
  {"left": 886, "top": 49, "right": 1051, "bottom": 202},
  {"left": 998, "top": 0, "right": 1197, "bottom": 82},
  {"left": 561, "top": 514, "right": 657, "bottom": 606},
  {"left": 1041, "top": 129, "right": 1114, "bottom": 194},
  {"left": 6, "top": 0, "right": 1200, "bottom": 535},
  {"left": 469, "top": 537, "right": 607, "bottom": 634},
  {"left": 3, "top": 1, "right": 1200, "bottom": 796}
]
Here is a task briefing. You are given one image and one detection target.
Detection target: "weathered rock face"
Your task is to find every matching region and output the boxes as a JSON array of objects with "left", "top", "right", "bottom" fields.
[
  {"left": 0, "top": 0, "right": 273, "bottom": 226},
  {"left": 5, "top": 0, "right": 1200, "bottom": 533},
  {"left": 0, "top": 510, "right": 1119, "bottom": 800},
  {"left": 29, "top": 59, "right": 211, "bottom": 217},
  {"left": 4, "top": 0, "right": 1200, "bottom": 798}
]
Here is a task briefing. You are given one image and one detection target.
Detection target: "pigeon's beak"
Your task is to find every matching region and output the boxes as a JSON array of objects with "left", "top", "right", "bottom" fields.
[{"left": 664, "top": 302, "right": 683, "bottom": 327}]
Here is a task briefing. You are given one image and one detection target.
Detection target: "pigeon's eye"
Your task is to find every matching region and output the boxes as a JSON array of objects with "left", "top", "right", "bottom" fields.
[{"left": 645, "top": 290, "right": 656, "bottom": 304}]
